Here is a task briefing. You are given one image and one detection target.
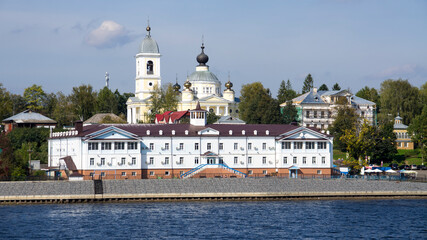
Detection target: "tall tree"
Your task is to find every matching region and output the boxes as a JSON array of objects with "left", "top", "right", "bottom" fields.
[
  {"left": 281, "top": 101, "right": 298, "bottom": 124},
  {"left": 356, "top": 86, "right": 380, "bottom": 109},
  {"left": 277, "top": 79, "right": 297, "bottom": 104},
  {"left": 97, "top": 87, "right": 118, "bottom": 113},
  {"left": 206, "top": 111, "right": 220, "bottom": 124},
  {"left": 379, "top": 79, "right": 422, "bottom": 125},
  {"left": 10, "top": 94, "right": 26, "bottom": 115},
  {"left": 408, "top": 105, "right": 427, "bottom": 163},
  {"left": 43, "top": 93, "right": 58, "bottom": 118},
  {"left": 148, "top": 83, "right": 179, "bottom": 123},
  {"left": 23, "top": 84, "right": 46, "bottom": 111},
  {"left": 332, "top": 83, "right": 341, "bottom": 91},
  {"left": 70, "top": 84, "right": 97, "bottom": 120},
  {"left": 239, "top": 82, "right": 282, "bottom": 124},
  {"left": 302, "top": 74, "right": 314, "bottom": 94},
  {"left": 318, "top": 84, "right": 329, "bottom": 91},
  {"left": 52, "top": 92, "right": 76, "bottom": 127},
  {"left": 328, "top": 105, "right": 359, "bottom": 151},
  {"left": 114, "top": 90, "right": 134, "bottom": 116},
  {"left": 0, "top": 83, "right": 13, "bottom": 120}
]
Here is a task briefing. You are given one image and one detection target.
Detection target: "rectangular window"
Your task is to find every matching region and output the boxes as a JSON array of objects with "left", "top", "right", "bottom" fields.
[
  {"left": 164, "top": 157, "right": 169, "bottom": 164},
  {"left": 293, "top": 157, "right": 297, "bottom": 164},
  {"left": 164, "top": 143, "right": 169, "bottom": 150},
  {"left": 306, "top": 111, "right": 310, "bottom": 118},
  {"left": 263, "top": 170, "right": 267, "bottom": 175},
  {"left": 306, "top": 142, "right": 315, "bottom": 149},
  {"left": 318, "top": 142, "right": 327, "bottom": 149},
  {"left": 314, "top": 111, "right": 317, "bottom": 118},
  {"left": 120, "top": 157, "right": 125, "bottom": 165},
  {"left": 195, "top": 143, "right": 199, "bottom": 150},
  {"left": 262, "top": 143, "right": 266, "bottom": 150},
  {"left": 312, "top": 157, "right": 316, "bottom": 164},
  {"left": 90, "top": 172, "right": 94, "bottom": 177},
  {"left": 303, "top": 157, "right": 306, "bottom": 164},
  {"left": 179, "top": 157, "right": 184, "bottom": 164},
  {"left": 149, "top": 157, "right": 154, "bottom": 165},
  {"left": 248, "top": 170, "right": 253, "bottom": 175},
  {"left": 317, "top": 170, "right": 322, "bottom": 174},
  {"left": 321, "top": 111, "right": 324, "bottom": 118},
  {"left": 101, "top": 142, "right": 111, "bottom": 150},
  {"left": 179, "top": 143, "right": 184, "bottom": 150},
  {"left": 234, "top": 143, "right": 238, "bottom": 150},
  {"left": 121, "top": 172, "right": 126, "bottom": 176},
  {"left": 207, "top": 143, "right": 211, "bottom": 150},
  {"left": 90, "top": 158, "right": 94, "bottom": 166},
  {"left": 322, "top": 157, "right": 326, "bottom": 164},
  {"left": 101, "top": 172, "right": 105, "bottom": 177},
  {"left": 294, "top": 142, "right": 303, "bottom": 149},
  {"left": 234, "top": 157, "right": 238, "bottom": 164},
  {"left": 132, "top": 157, "right": 136, "bottom": 165},
  {"left": 262, "top": 157, "right": 267, "bottom": 164},
  {"left": 219, "top": 143, "right": 223, "bottom": 150},
  {"left": 88, "top": 142, "right": 98, "bottom": 150},
  {"left": 282, "top": 142, "right": 291, "bottom": 149},
  {"left": 283, "top": 157, "right": 287, "bottom": 164},
  {"left": 248, "top": 143, "right": 252, "bottom": 150},
  {"left": 149, "top": 143, "right": 154, "bottom": 150},
  {"left": 132, "top": 172, "right": 136, "bottom": 176},
  {"left": 149, "top": 171, "right": 154, "bottom": 176},
  {"left": 101, "top": 158, "right": 105, "bottom": 165},
  {"left": 248, "top": 157, "right": 252, "bottom": 164},
  {"left": 195, "top": 157, "right": 199, "bottom": 164},
  {"left": 127, "top": 142, "right": 137, "bottom": 150},
  {"left": 180, "top": 171, "right": 184, "bottom": 175},
  {"left": 115, "top": 142, "right": 125, "bottom": 150},
  {"left": 219, "top": 157, "right": 223, "bottom": 164}
]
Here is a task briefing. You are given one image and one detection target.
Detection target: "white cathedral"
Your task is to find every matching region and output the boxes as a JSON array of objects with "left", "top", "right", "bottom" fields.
[{"left": 126, "top": 25, "right": 239, "bottom": 124}]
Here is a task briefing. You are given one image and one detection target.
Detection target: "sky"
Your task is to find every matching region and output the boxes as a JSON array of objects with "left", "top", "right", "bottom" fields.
[{"left": 1, "top": 0, "right": 426, "bottom": 97}]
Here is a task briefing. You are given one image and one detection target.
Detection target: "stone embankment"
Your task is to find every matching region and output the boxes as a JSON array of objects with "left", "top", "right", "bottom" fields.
[{"left": 0, "top": 178, "right": 426, "bottom": 204}]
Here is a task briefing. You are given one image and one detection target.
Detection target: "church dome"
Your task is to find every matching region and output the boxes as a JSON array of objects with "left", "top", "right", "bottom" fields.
[
  {"left": 196, "top": 43, "right": 209, "bottom": 65},
  {"left": 188, "top": 71, "right": 220, "bottom": 84},
  {"left": 139, "top": 26, "right": 159, "bottom": 53}
]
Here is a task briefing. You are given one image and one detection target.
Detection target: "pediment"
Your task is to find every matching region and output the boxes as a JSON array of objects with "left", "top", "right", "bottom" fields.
[
  {"left": 279, "top": 127, "right": 328, "bottom": 141},
  {"left": 85, "top": 126, "right": 139, "bottom": 141},
  {"left": 198, "top": 127, "right": 219, "bottom": 135},
  {"left": 199, "top": 95, "right": 229, "bottom": 102}
]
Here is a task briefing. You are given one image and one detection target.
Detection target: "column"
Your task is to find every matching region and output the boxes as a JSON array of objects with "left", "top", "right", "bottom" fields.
[
  {"left": 225, "top": 106, "right": 229, "bottom": 116},
  {"left": 216, "top": 106, "right": 220, "bottom": 115}
]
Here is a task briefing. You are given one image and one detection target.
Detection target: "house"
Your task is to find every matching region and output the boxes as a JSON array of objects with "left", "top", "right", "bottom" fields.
[
  {"left": 48, "top": 104, "right": 334, "bottom": 180},
  {"left": 2, "top": 110, "right": 56, "bottom": 133},
  {"left": 84, "top": 113, "right": 126, "bottom": 125},
  {"left": 393, "top": 115, "right": 414, "bottom": 150}
]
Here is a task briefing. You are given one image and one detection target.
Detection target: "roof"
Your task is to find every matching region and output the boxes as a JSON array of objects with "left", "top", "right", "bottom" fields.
[
  {"left": 188, "top": 69, "right": 220, "bottom": 84},
  {"left": 139, "top": 35, "right": 159, "bottom": 53},
  {"left": 155, "top": 111, "right": 189, "bottom": 124},
  {"left": 2, "top": 110, "right": 56, "bottom": 124},
  {"left": 60, "top": 156, "right": 77, "bottom": 171},
  {"left": 289, "top": 89, "right": 375, "bottom": 106},
  {"left": 394, "top": 123, "right": 408, "bottom": 129},
  {"left": 84, "top": 113, "right": 126, "bottom": 124},
  {"left": 215, "top": 116, "right": 246, "bottom": 124}
]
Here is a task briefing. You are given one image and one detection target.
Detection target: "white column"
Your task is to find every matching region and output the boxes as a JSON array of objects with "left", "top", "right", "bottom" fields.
[
  {"left": 207, "top": 106, "right": 210, "bottom": 112},
  {"left": 225, "top": 106, "right": 229, "bottom": 116},
  {"left": 132, "top": 108, "right": 136, "bottom": 124},
  {"left": 216, "top": 106, "right": 220, "bottom": 115}
]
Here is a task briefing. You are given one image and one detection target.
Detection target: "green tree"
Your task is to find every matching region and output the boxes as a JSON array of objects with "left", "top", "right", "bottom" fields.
[
  {"left": 408, "top": 105, "right": 427, "bottom": 163},
  {"left": 43, "top": 93, "right": 58, "bottom": 118},
  {"left": 379, "top": 79, "right": 422, "bottom": 125},
  {"left": 318, "top": 84, "right": 329, "bottom": 91},
  {"left": 52, "top": 92, "right": 76, "bottom": 127},
  {"left": 10, "top": 94, "right": 26, "bottom": 115},
  {"left": 148, "top": 83, "right": 179, "bottom": 123},
  {"left": 70, "top": 84, "right": 97, "bottom": 120},
  {"left": 356, "top": 86, "right": 380, "bottom": 109},
  {"left": 328, "top": 105, "right": 359, "bottom": 151},
  {"left": 0, "top": 132, "right": 13, "bottom": 177},
  {"left": 370, "top": 121, "right": 397, "bottom": 164},
  {"left": 239, "top": 82, "right": 282, "bottom": 124},
  {"left": 23, "top": 84, "right": 46, "bottom": 111},
  {"left": 207, "top": 111, "right": 220, "bottom": 124},
  {"left": 115, "top": 90, "right": 134, "bottom": 116},
  {"left": 0, "top": 83, "right": 13, "bottom": 120},
  {"left": 281, "top": 101, "right": 298, "bottom": 124},
  {"left": 97, "top": 87, "right": 118, "bottom": 113},
  {"left": 332, "top": 83, "right": 341, "bottom": 91},
  {"left": 302, "top": 74, "right": 314, "bottom": 94},
  {"left": 277, "top": 79, "right": 297, "bottom": 104}
]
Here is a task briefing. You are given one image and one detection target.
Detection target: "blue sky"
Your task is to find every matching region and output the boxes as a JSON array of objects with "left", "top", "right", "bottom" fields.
[{"left": 1, "top": 0, "right": 426, "bottom": 97}]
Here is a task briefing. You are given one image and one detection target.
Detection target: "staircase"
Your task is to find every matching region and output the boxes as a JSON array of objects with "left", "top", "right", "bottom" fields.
[
  {"left": 94, "top": 180, "right": 103, "bottom": 195},
  {"left": 180, "top": 164, "right": 247, "bottom": 179}
]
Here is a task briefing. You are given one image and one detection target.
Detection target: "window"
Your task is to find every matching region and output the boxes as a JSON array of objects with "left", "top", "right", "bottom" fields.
[
  {"left": 262, "top": 157, "right": 267, "bottom": 164},
  {"left": 312, "top": 157, "right": 316, "bottom": 164},
  {"left": 195, "top": 143, "right": 199, "bottom": 150},
  {"left": 121, "top": 172, "right": 126, "bottom": 176},
  {"left": 149, "top": 157, "right": 154, "bottom": 165},
  {"left": 90, "top": 172, "right": 94, "bottom": 177},
  {"left": 248, "top": 143, "right": 252, "bottom": 150},
  {"left": 248, "top": 157, "right": 252, "bottom": 164},
  {"left": 317, "top": 170, "right": 322, "bottom": 174},
  {"left": 120, "top": 158, "right": 125, "bottom": 165},
  {"left": 101, "top": 142, "right": 111, "bottom": 150},
  {"left": 164, "top": 143, "right": 169, "bottom": 150},
  {"left": 149, "top": 171, "right": 154, "bottom": 176},
  {"left": 207, "top": 143, "right": 211, "bottom": 150},
  {"left": 195, "top": 157, "right": 199, "bottom": 164},
  {"left": 88, "top": 143, "right": 98, "bottom": 150},
  {"left": 321, "top": 111, "right": 324, "bottom": 118},
  {"left": 283, "top": 157, "right": 287, "bottom": 164},
  {"left": 313, "top": 111, "right": 317, "bottom": 118},
  {"left": 322, "top": 157, "right": 326, "bottom": 164},
  {"left": 219, "top": 143, "right": 223, "bottom": 150},
  {"left": 115, "top": 142, "right": 125, "bottom": 150},
  {"left": 282, "top": 142, "right": 291, "bottom": 149},
  {"left": 318, "top": 142, "right": 327, "bottom": 149},
  {"left": 132, "top": 157, "right": 136, "bottom": 165},
  {"left": 128, "top": 142, "right": 138, "bottom": 150},
  {"left": 234, "top": 157, "right": 238, "bottom": 164},
  {"left": 219, "top": 157, "right": 223, "bottom": 164},
  {"left": 306, "top": 142, "right": 315, "bottom": 149},
  {"left": 179, "top": 157, "right": 184, "bottom": 164},
  {"left": 293, "top": 157, "right": 297, "bottom": 164},
  {"left": 303, "top": 157, "right": 306, "bottom": 164},
  {"left": 132, "top": 172, "right": 136, "bottom": 176},
  {"left": 179, "top": 143, "right": 184, "bottom": 150},
  {"left": 306, "top": 111, "right": 310, "bottom": 118},
  {"left": 234, "top": 143, "right": 238, "bottom": 150},
  {"left": 147, "top": 60, "right": 153, "bottom": 74},
  {"left": 262, "top": 143, "right": 266, "bottom": 150},
  {"left": 149, "top": 143, "right": 154, "bottom": 150},
  {"left": 248, "top": 170, "right": 253, "bottom": 175},
  {"left": 180, "top": 171, "right": 184, "bottom": 175},
  {"left": 164, "top": 157, "right": 169, "bottom": 164},
  {"left": 263, "top": 170, "right": 267, "bottom": 175},
  {"left": 294, "top": 142, "right": 303, "bottom": 149},
  {"left": 165, "top": 171, "right": 170, "bottom": 176},
  {"left": 101, "top": 172, "right": 105, "bottom": 177},
  {"left": 90, "top": 158, "right": 94, "bottom": 166},
  {"left": 101, "top": 158, "right": 105, "bottom": 165}
]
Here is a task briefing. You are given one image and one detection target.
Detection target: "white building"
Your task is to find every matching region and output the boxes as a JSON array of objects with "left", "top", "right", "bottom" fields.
[
  {"left": 126, "top": 24, "right": 239, "bottom": 124},
  {"left": 49, "top": 104, "right": 334, "bottom": 180}
]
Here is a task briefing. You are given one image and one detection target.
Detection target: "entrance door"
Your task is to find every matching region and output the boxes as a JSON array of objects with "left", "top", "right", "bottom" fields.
[{"left": 207, "top": 158, "right": 216, "bottom": 164}]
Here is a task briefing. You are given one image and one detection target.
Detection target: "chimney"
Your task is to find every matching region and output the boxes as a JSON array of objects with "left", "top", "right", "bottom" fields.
[
  {"left": 74, "top": 120, "right": 83, "bottom": 134},
  {"left": 313, "top": 87, "right": 317, "bottom": 94}
]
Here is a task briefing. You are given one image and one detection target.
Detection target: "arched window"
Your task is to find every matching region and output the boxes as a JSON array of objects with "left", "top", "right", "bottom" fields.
[{"left": 147, "top": 61, "right": 154, "bottom": 74}]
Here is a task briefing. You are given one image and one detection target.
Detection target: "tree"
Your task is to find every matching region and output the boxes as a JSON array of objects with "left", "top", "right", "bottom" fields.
[
  {"left": 370, "top": 121, "right": 397, "bottom": 164},
  {"left": 10, "top": 94, "right": 26, "bottom": 115},
  {"left": 379, "top": 79, "right": 422, "bottom": 125},
  {"left": 0, "top": 83, "right": 13, "bottom": 121},
  {"left": 281, "top": 101, "right": 298, "bottom": 124},
  {"left": 52, "top": 92, "right": 76, "bottom": 127},
  {"left": 97, "top": 87, "right": 118, "bottom": 113},
  {"left": 302, "top": 74, "right": 314, "bottom": 94},
  {"left": 239, "top": 82, "right": 282, "bottom": 124},
  {"left": 207, "top": 111, "right": 220, "bottom": 124},
  {"left": 318, "top": 84, "right": 329, "bottom": 91},
  {"left": 332, "top": 83, "right": 341, "bottom": 91},
  {"left": 356, "top": 86, "right": 380, "bottom": 109},
  {"left": 43, "top": 93, "right": 58, "bottom": 118},
  {"left": 408, "top": 105, "right": 427, "bottom": 163},
  {"left": 277, "top": 79, "right": 297, "bottom": 104},
  {"left": 23, "top": 84, "right": 46, "bottom": 111},
  {"left": 328, "top": 105, "right": 359, "bottom": 151},
  {"left": 148, "top": 83, "right": 179, "bottom": 123},
  {"left": 0, "top": 132, "right": 13, "bottom": 177},
  {"left": 115, "top": 90, "right": 134, "bottom": 116},
  {"left": 70, "top": 84, "right": 97, "bottom": 120}
]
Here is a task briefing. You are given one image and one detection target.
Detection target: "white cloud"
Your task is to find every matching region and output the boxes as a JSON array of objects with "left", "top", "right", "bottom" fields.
[
  {"left": 379, "top": 64, "right": 417, "bottom": 77},
  {"left": 85, "top": 20, "right": 132, "bottom": 49}
]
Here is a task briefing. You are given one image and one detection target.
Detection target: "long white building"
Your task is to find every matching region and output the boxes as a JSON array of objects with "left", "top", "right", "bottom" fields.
[{"left": 48, "top": 104, "right": 334, "bottom": 180}]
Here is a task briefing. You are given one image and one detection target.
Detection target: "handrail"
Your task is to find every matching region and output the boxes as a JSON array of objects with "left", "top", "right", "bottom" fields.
[{"left": 180, "top": 164, "right": 247, "bottom": 179}]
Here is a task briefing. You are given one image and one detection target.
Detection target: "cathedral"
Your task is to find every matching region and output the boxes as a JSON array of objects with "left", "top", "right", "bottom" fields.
[{"left": 126, "top": 25, "right": 239, "bottom": 124}]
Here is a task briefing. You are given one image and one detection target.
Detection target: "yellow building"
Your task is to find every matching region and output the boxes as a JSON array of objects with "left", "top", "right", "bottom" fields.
[
  {"left": 127, "top": 25, "right": 238, "bottom": 123},
  {"left": 393, "top": 115, "right": 414, "bottom": 150}
]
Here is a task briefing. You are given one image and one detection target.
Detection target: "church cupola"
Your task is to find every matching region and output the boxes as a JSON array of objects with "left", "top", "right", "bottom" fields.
[
  {"left": 196, "top": 43, "right": 209, "bottom": 66},
  {"left": 223, "top": 73, "right": 235, "bottom": 102},
  {"left": 189, "top": 102, "right": 207, "bottom": 126}
]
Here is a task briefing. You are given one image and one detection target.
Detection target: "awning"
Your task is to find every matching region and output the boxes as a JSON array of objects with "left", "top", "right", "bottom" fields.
[{"left": 289, "top": 165, "right": 300, "bottom": 170}]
